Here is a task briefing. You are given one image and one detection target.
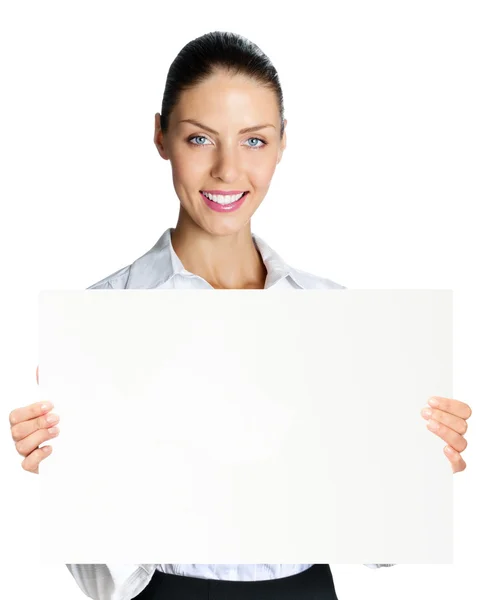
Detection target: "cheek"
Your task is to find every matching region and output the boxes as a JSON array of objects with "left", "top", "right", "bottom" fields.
[
  {"left": 170, "top": 154, "right": 205, "bottom": 186},
  {"left": 248, "top": 156, "right": 278, "bottom": 188}
]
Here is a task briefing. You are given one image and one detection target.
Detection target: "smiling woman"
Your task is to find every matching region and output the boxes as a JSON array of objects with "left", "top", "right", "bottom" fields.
[
  {"left": 69, "top": 31, "right": 357, "bottom": 600},
  {"left": 12, "top": 29, "right": 402, "bottom": 600},
  {"left": 150, "top": 31, "right": 292, "bottom": 291}
]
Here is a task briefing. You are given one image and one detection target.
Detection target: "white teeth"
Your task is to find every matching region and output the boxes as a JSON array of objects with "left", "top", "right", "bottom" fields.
[{"left": 202, "top": 191, "right": 245, "bottom": 205}]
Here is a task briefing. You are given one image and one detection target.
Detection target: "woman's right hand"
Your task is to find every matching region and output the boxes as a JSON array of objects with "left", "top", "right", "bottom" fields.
[{"left": 8, "top": 365, "right": 60, "bottom": 474}]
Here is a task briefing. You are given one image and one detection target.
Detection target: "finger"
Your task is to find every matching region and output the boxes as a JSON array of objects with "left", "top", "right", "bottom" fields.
[
  {"left": 420, "top": 406, "right": 467, "bottom": 435},
  {"left": 15, "top": 426, "right": 60, "bottom": 458},
  {"left": 21, "top": 445, "right": 53, "bottom": 474},
  {"left": 9, "top": 400, "right": 54, "bottom": 427},
  {"left": 426, "top": 419, "right": 467, "bottom": 453},
  {"left": 444, "top": 445, "right": 467, "bottom": 473},
  {"left": 428, "top": 396, "right": 472, "bottom": 420},
  {"left": 11, "top": 411, "right": 60, "bottom": 443}
]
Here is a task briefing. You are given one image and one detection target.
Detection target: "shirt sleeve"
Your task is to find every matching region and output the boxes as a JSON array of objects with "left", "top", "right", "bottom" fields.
[{"left": 65, "top": 564, "right": 156, "bottom": 600}]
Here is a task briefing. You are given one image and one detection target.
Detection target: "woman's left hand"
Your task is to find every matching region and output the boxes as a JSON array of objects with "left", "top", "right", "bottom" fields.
[{"left": 421, "top": 397, "right": 472, "bottom": 473}]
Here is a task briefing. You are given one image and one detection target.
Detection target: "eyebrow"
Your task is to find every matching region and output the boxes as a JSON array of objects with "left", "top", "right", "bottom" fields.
[{"left": 178, "top": 119, "right": 276, "bottom": 135}]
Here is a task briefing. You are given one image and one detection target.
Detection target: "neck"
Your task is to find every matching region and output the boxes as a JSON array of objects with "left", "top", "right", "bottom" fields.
[{"left": 171, "top": 209, "right": 267, "bottom": 289}]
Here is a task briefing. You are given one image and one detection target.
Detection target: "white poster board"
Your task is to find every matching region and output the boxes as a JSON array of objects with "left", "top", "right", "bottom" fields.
[{"left": 39, "top": 289, "right": 453, "bottom": 564}]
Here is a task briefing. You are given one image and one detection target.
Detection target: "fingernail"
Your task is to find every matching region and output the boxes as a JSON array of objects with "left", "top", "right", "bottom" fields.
[
  {"left": 48, "top": 426, "right": 59, "bottom": 435},
  {"left": 427, "top": 419, "right": 439, "bottom": 431},
  {"left": 444, "top": 446, "right": 453, "bottom": 454},
  {"left": 45, "top": 413, "right": 59, "bottom": 424},
  {"left": 428, "top": 398, "right": 439, "bottom": 407},
  {"left": 40, "top": 402, "right": 53, "bottom": 411},
  {"left": 421, "top": 408, "right": 432, "bottom": 418}
]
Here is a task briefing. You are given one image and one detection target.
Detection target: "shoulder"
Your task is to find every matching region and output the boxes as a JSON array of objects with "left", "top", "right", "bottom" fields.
[
  {"left": 85, "top": 229, "right": 173, "bottom": 290},
  {"left": 289, "top": 266, "right": 347, "bottom": 290},
  {"left": 86, "top": 264, "right": 131, "bottom": 289}
]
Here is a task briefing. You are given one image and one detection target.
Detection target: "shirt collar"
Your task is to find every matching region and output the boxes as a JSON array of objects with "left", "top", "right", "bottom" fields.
[{"left": 127, "top": 228, "right": 306, "bottom": 289}]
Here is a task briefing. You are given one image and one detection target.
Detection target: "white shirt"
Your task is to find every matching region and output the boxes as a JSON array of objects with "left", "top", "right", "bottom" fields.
[{"left": 66, "top": 227, "right": 395, "bottom": 600}]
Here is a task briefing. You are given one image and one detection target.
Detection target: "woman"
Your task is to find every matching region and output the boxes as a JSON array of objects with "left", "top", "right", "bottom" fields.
[{"left": 9, "top": 31, "right": 471, "bottom": 600}]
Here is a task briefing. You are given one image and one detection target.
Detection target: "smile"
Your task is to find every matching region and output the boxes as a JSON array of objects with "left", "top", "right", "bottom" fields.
[
  {"left": 200, "top": 191, "right": 249, "bottom": 213},
  {"left": 201, "top": 191, "right": 248, "bottom": 205}
]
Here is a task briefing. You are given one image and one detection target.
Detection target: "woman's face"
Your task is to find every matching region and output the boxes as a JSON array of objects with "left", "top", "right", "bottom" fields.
[{"left": 154, "top": 70, "right": 287, "bottom": 237}]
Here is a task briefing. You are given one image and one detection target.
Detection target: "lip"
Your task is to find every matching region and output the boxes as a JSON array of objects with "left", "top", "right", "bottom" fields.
[
  {"left": 200, "top": 190, "right": 248, "bottom": 213},
  {"left": 200, "top": 190, "right": 248, "bottom": 195}
]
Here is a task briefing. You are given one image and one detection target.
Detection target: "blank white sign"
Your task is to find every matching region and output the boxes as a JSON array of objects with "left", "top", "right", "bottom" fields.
[{"left": 38, "top": 289, "right": 452, "bottom": 564}]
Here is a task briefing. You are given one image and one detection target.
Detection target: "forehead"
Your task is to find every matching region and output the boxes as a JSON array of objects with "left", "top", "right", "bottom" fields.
[{"left": 173, "top": 71, "right": 278, "bottom": 123}]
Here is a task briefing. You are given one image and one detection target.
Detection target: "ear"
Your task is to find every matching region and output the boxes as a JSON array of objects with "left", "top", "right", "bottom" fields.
[
  {"left": 277, "top": 119, "right": 287, "bottom": 164},
  {"left": 154, "top": 113, "right": 170, "bottom": 160}
]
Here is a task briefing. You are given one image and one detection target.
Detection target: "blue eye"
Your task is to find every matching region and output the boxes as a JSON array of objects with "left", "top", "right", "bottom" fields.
[
  {"left": 189, "top": 136, "right": 211, "bottom": 146},
  {"left": 187, "top": 136, "right": 267, "bottom": 149},
  {"left": 244, "top": 138, "right": 266, "bottom": 149}
]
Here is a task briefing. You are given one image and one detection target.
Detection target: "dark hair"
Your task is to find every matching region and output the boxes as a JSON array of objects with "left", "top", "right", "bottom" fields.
[{"left": 160, "top": 31, "right": 285, "bottom": 139}]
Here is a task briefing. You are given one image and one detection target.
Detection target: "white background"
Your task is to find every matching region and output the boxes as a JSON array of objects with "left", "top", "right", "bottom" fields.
[{"left": 1, "top": 0, "right": 481, "bottom": 598}]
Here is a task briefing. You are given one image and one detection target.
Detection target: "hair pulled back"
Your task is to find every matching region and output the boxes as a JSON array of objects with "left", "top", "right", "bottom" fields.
[{"left": 160, "top": 31, "right": 285, "bottom": 139}]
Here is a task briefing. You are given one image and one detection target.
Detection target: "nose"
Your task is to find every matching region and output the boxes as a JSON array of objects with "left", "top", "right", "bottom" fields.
[{"left": 210, "top": 146, "right": 241, "bottom": 182}]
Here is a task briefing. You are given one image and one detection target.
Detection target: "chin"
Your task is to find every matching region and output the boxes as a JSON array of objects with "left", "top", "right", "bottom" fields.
[{"left": 203, "top": 220, "right": 249, "bottom": 237}]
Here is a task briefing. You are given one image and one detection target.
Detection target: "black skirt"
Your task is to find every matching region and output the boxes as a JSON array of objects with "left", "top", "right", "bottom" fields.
[{"left": 132, "top": 565, "right": 338, "bottom": 599}]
